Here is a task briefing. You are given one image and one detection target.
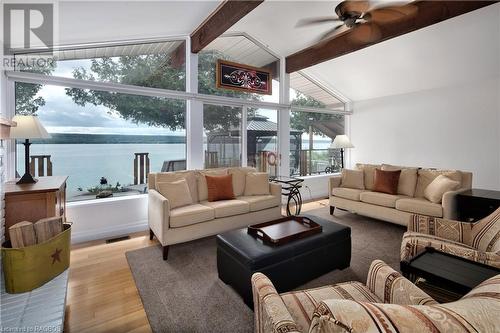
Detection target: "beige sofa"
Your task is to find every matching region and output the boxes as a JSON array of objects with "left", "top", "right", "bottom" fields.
[
  {"left": 329, "top": 164, "right": 472, "bottom": 226},
  {"left": 148, "top": 167, "right": 282, "bottom": 259}
]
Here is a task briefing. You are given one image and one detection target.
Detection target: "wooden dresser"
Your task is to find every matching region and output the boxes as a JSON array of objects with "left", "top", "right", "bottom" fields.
[{"left": 4, "top": 176, "right": 67, "bottom": 240}]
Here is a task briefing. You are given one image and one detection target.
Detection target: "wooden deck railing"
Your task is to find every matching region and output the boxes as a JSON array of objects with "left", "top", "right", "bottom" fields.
[
  {"left": 134, "top": 153, "right": 150, "bottom": 185},
  {"left": 30, "top": 155, "right": 53, "bottom": 177}
]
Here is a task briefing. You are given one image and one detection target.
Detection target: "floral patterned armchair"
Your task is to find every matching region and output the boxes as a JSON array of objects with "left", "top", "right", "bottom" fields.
[{"left": 251, "top": 259, "right": 500, "bottom": 333}]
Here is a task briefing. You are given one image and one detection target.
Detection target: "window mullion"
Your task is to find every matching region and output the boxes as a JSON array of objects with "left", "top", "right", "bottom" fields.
[{"left": 241, "top": 106, "right": 248, "bottom": 167}]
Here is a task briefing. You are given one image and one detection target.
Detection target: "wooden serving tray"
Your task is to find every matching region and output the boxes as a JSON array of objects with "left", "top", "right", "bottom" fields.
[{"left": 247, "top": 216, "right": 322, "bottom": 246}]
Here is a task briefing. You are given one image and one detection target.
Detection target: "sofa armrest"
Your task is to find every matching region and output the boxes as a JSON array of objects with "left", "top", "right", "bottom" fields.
[
  {"left": 365, "top": 260, "right": 436, "bottom": 305},
  {"left": 252, "top": 273, "right": 300, "bottom": 333},
  {"left": 442, "top": 187, "right": 469, "bottom": 219},
  {"left": 408, "top": 214, "right": 473, "bottom": 243},
  {"left": 401, "top": 232, "right": 500, "bottom": 269},
  {"left": 329, "top": 175, "right": 342, "bottom": 196},
  {"left": 269, "top": 182, "right": 282, "bottom": 198},
  {"left": 148, "top": 189, "right": 170, "bottom": 245}
]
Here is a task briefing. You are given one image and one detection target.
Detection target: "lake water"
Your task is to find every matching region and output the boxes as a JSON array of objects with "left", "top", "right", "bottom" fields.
[
  {"left": 17, "top": 143, "right": 186, "bottom": 198},
  {"left": 17, "top": 140, "right": 331, "bottom": 200}
]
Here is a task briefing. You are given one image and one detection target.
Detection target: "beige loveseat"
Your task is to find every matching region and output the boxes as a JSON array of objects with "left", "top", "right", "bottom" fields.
[
  {"left": 148, "top": 167, "right": 282, "bottom": 259},
  {"left": 329, "top": 164, "right": 472, "bottom": 226}
]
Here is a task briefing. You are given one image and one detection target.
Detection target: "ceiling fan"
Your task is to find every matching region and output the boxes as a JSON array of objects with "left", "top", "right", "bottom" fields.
[{"left": 296, "top": 0, "right": 418, "bottom": 43}]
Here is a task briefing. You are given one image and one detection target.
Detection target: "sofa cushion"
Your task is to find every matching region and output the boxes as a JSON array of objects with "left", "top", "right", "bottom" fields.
[
  {"left": 360, "top": 191, "right": 406, "bottom": 208},
  {"left": 156, "top": 179, "right": 193, "bottom": 209},
  {"left": 381, "top": 164, "right": 418, "bottom": 197},
  {"left": 206, "top": 174, "right": 235, "bottom": 202},
  {"left": 415, "top": 169, "right": 462, "bottom": 198},
  {"left": 340, "top": 169, "right": 365, "bottom": 190},
  {"left": 280, "top": 281, "right": 381, "bottom": 332},
  {"left": 373, "top": 168, "right": 401, "bottom": 195},
  {"left": 244, "top": 172, "right": 270, "bottom": 196},
  {"left": 169, "top": 204, "right": 215, "bottom": 228},
  {"left": 355, "top": 163, "right": 381, "bottom": 190},
  {"left": 237, "top": 195, "right": 280, "bottom": 211},
  {"left": 396, "top": 198, "right": 443, "bottom": 217},
  {"left": 229, "top": 167, "right": 256, "bottom": 197},
  {"left": 331, "top": 188, "right": 365, "bottom": 201},
  {"left": 424, "top": 175, "right": 460, "bottom": 203},
  {"left": 196, "top": 169, "right": 227, "bottom": 202},
  {"left": 155, "top": 170, "right": 198, "bottom": 202},
  {"left": 200, "top": 199, "right": 250, "bottom": 218}
]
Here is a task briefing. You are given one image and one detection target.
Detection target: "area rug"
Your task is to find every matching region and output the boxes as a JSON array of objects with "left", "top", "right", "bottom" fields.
[{"left": 126, "top": 207, "right": 406, "bottom": 333}]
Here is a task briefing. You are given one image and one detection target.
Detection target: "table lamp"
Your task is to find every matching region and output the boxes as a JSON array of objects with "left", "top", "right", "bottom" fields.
[
  {"left": 330, "top": 135, "right": 354, "bottom": 169},
  {"left": 9, "top": 115, "right": 51, "bottom": 184}
]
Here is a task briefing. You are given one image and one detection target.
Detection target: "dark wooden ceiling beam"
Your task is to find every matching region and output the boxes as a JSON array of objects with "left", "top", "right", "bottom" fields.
[
  {"left": 285, "top": 1, "right": 497, "bottom": 73},
  {"left": 190, "top": 0, "right": 264, "bottom": 53}
]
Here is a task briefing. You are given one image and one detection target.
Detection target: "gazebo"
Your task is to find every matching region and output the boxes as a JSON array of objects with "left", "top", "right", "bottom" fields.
[{"left": 206, "top": 115, "right": 303, "bottom": 173}]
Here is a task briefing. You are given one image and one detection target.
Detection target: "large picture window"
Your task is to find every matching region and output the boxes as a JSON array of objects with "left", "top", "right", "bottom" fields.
[
  {"left": 288, "top": 72, "right": 346, "bottom": 176},
  {"left": 247, "top": 109, "right": 278, "bottom": 175},
  {"left": 15, "top": 82, "right": 186, "bottom": 202},
  {"left": 15, "top": 40, "right": 186, "bottom": 91},
  {"left": 199, "top": 35, "right": 280, "bottom": 103},
  {"left": 203, "top": 104, "right": 242, "bottom": 169},
  {"left": 289, "top": 110, "right": 344, "bottom": 176},
  {"left": 10, "top": 38, "right": 348, "bottom": 204}
]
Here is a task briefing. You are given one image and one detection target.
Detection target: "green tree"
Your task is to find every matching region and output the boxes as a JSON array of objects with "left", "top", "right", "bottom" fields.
[
  {"left": 65, "top": 50, "right": 261, "bottom": 131},
  {"left": 290, "top": 92, "right": 343, "bottom": 136},
  {"left": 15, "top": 62, "right": 55, "bottom": 115}
]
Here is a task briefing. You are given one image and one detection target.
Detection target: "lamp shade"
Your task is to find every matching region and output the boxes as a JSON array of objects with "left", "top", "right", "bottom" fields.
[
  {"left": 330, "top": 135, "right": 354, "bottom": 149},
  {"left": 9, "top": 115, "right": 51, "bottom": 139}
]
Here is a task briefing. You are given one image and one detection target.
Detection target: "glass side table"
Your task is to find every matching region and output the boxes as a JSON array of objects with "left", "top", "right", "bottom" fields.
[{"left": 269, "top": 176, "right": 304, "bottom": 216}]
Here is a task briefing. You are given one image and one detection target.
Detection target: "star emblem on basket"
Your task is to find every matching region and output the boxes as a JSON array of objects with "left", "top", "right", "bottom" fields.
[{"left": 51, "top": 248, "right": 62, "bottom": 264}]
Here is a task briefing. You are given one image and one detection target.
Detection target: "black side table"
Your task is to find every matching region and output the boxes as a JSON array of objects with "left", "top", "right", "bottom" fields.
[
  {"left": 456, "top": 189, "right": 500, "bottom": 222},
  {"left": 269, "top": 176, "right": 304, "bottom": 216},
  {"left": 400, "top": 247, "right": 500, "bottom": 297}
]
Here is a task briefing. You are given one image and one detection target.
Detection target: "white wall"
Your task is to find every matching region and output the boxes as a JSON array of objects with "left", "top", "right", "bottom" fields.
[
  {"left": 351, "top": 77, "right": 500, "bottom": 190},
  {"left": 67, "top": 195, "right": 148, "bottom": 243}
]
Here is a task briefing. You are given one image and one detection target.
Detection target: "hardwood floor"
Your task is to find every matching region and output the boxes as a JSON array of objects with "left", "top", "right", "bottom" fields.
[{"left": 64, "top": 199, "right": 329, "bottom": 332}]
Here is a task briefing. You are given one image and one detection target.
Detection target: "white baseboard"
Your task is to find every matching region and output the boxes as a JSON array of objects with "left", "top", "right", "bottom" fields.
[{"left": 71, "top": 219, "right": 149, "bottom": 244}]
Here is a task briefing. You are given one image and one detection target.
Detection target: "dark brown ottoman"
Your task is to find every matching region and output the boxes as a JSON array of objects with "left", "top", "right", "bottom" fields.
[{"left": 216, "top": 214, "right": 351, "bottom": 307}]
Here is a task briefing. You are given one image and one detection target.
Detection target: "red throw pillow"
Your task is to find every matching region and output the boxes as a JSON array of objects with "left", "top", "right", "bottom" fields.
[
  {"left": 206, "top": 174, "right": 235, "bottom": 202},
  {"left": 373, "top": 169, "right": 401, "bottom": 195}
]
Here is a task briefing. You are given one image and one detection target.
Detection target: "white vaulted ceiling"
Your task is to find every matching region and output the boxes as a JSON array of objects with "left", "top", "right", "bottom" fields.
[
  {"left": 58, "top": 1, "right": 223, "bottom": 45},
  {"left": 304, "top": 3, "right": 500, "bottom": 101},
  {"left": 56, "top": 1, "right": 500, "bottom": 102},
  {"left": 231, "top": 2, "right": 500, "bottom": 101}
]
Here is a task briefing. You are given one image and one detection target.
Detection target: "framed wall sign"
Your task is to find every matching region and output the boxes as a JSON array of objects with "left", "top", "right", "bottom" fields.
[{"left": 216, "top": 60, "right": 272, "bottom": 95}]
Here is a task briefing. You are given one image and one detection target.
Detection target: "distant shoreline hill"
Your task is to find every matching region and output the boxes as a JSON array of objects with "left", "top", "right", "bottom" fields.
[{"left": 30, "top": 133, "right": 186, "bottom": 144}]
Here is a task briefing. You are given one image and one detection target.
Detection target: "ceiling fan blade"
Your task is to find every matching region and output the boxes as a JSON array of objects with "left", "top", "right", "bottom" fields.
[
  {"left": 296, "top": 17, "right": 342, "bottom": 28},
  {"left": 365, "top": 4, "right": 418, "bottom": 23},
  {"left": 317, "top": 24, "right": 349, "bottom": 43},
  {"left": 348, "top": 22, "right": 382, "bottom": 44}
]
